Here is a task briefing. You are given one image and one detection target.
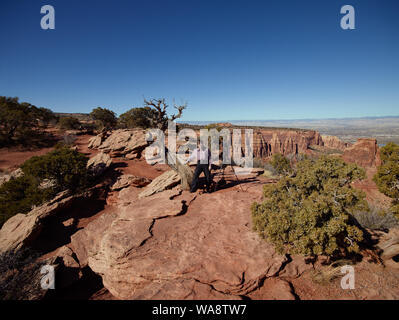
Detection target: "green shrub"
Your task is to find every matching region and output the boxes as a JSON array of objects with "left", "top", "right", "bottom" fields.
[
  {"left": 0, "top": 96, "right": 56, "bottom": 146},
  {"left": 270, "top": 153, "right": 292, "bottom": 176},
  {"left": 58, "top": 116, "right": 81, "bottom": 130},
  {"left": 21, "top": 147, "right": 89, "bottom": 192},
  {"left": 118, "top": 107, "right": 157, "bottom": 129},
  {"left": 0, "top": 147, "right": 90, "bottom": 227},
  {"left": 0, "top": 175, "right": 55, "bottom": 227},
  {"left": 90, "top": 107, "right": 117, "bottom": 130},
  {"left": 252, "top": 156, "right": 367, "bottom": 256},
  {"left": 373, "top": 143, "right": 399, "bottom": 217}
]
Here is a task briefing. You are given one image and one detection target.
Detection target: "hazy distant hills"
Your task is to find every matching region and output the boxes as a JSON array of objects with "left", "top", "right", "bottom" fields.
[{"left": 185, "top": 116, "right": 399, "bottom": 145}]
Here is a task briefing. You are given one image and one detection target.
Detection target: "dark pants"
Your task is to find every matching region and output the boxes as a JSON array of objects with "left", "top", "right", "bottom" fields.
[{"left": 190, "top": 163, "right": 211, "bottom": 192}]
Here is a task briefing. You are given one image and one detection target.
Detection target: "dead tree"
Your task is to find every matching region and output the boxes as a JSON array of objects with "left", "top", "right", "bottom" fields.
[
  {"left": 144, "top": 98, "right": 192, "bottom": 189},
  {"left": 165, "top": 147, "right": 194, "bottom": 190},
  {"left": 144, "top": 98, "right": 186, "bottom": 131}
]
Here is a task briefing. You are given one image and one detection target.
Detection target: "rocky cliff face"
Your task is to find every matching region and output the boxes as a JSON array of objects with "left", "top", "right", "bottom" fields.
[
  {"left": 342, "top": 138, "right": 381, "bottom": 168},
  {"left": 321, "top": 135, "right": 351, "bottom": 150},
  {"left": 252, "top": 129, "right": 324, "bottom": 158}
]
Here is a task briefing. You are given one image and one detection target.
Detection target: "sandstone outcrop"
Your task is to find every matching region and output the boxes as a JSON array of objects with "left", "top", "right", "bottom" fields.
[
  {"left": 321, "top": 135, "right": 350, "bottom": 150},
  {"left": 88, "top": 131, "right": 110, "bottom": 149},
  {"left": 94, "top": 129, "right": 148, "bottom": 158},
  {"left": 138, "top": 170, "right": 180, "bottom": 198},
  {"left": 0, "top": 190, "right": 94, "bottom": 255},
  {"left": 87, "top": 152, "right": 112, "bottom": 177},
  {"left": 377, "top": 228, "right": 399, "bottom": 262},
  {"left": 53, "top": 245, "right": 83, "bottom": 288},
  {"left": 252, "top": 129, "right": 323, "bottom": 158},
  {"left": 111, "top": 174, "right": 151, "bottom": 191},
  {"left": 70, "top": 185, "right": 289, "bottom": 300},
  {"left": 342, "top": 138, "right": 381, "bottom": 168}
]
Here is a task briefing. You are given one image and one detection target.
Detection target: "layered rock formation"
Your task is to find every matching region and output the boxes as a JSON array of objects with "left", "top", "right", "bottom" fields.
[
  {"left": 252, "top": 129, "right": 324, "bottom": 158},
  {"left": 0, "top": 190, "right": 95, "bottom": 254},
  {"left": 87, "top": 152, "right": 112, "bottom": 177},
  {"left": 321, "top": 135, "right": 351, "bottom": 150},
  {"left": 138, "top": 170, "right": 181, "bottom": 198},
  {"left": 88, "top": 129, "right": 148, "bottom": 158},
  {"left": 111, "top": 174, "right": 151, "bottom": 191},
  {"left": 342, "top": 138, "right": 381, "bottom": 168}
]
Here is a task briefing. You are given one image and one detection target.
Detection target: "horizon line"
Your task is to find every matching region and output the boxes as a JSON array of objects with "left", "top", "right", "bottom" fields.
[{"left": 179, "top": 115, "right": 399, "bottom": 123}]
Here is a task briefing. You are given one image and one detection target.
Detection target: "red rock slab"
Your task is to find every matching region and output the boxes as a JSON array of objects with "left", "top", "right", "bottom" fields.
[{"left": 71, "top": 184, "right": 287, "bottom": 300}]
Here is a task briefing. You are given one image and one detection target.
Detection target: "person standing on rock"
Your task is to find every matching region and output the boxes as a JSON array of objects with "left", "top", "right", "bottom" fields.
[{"left": 185, "top": 141, "right": 212, "bottom": 193}]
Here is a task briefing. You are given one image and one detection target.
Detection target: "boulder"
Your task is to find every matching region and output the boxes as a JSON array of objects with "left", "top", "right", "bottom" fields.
[
  {"left": 87, "top": 152, "right": 112, "bottom": 176},
  {"left": 111, "top": 174, "right": 151, "bottom": 191},
  {"left": 342, "top": 138, "right": 381, "bottom": 168},
  {"left": 138, "top": 170, "right": 180, "bottom": 198}
]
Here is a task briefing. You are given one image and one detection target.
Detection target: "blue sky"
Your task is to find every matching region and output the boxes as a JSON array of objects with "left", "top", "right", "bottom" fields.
[{"left": 0, "top": 0, "right": 398, "bottom": 121}]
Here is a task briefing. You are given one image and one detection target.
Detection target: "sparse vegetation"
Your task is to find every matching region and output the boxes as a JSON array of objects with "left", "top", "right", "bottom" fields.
[
  {"left": 204, "top": 123, "right": 222, "bottom": 131},
  {"left": 373, "top": 142, "right": 399, "bottom": 218},
  {"left": 0, "top": 96, "right": 56, "bottom": 146},
  {"left": 0, "top": 147, "right": 90, "bottom": 227},
  {"left": 310, "top": 260, "right": 352, "bottom": 285},
  {"left": 0, "top": 175, "right": 55, "bottom": 227},
  {"left": 90, "top": 107, "right": 117, "bottom": 130},
  {"left": 21, "top": 147, "right": 89, "bottom": 192},
  {"left": 353, "top": 207, "right": 398, "bottom": 231},
  {"left": 58, "top": 116, "right": 81, "bottom": 130},
  {"left": 252, "top": 156, "right": 367, "bottom": 256},
  {"left": 119, "top": 107, "right": 157, "bottom": 129},
  {"left": 270, "top": 153, "right": 293, "bottom": 176},
  {"left": 118, "top": 98, "right": 186, "bottom": 130},
  {"left": 252, "top": 158, "right": 279, "bottom": 178},
  {"left": 143, "top": 98, "right": 186, "bottom": 131},
  {"left": 0, "top": 248, "right": 47, "bottom": 300}
]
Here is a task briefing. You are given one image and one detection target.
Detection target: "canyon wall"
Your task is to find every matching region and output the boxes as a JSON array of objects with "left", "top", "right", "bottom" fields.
[
  {"left": 252, "top": 129, "right": 324, "bottom": 158},
  {"left": 321, "top": 135, "right": 351, "bottom": 150},
  {"left": 342, "top": 138, "right": 381, "bottom": 168}
]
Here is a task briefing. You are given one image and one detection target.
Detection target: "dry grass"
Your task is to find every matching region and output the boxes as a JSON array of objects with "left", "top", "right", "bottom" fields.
[
  {"left": 311, "top": 260, "right": 353, "bottom": 285},
  {"left": 353, "top": 207, "right": 398, "bottom": 231}
]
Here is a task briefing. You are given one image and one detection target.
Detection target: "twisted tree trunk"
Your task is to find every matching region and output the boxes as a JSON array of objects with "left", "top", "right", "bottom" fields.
[{"left": 165, "top": 147, "right": 193, "bottom": 190}]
